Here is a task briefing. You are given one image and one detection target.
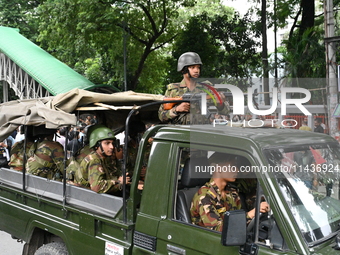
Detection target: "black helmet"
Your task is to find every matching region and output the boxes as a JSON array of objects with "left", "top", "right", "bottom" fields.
[
  {"left": 177, "top": 52, "right": 202, "bottom": 72},
  {"left": 33, "top": 125, "right": 57, "bottom": 137}
]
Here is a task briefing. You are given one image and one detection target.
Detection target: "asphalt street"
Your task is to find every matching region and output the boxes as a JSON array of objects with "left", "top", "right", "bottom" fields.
[{"left": 0, "top": 231, "right": 24, "bottom": 254}]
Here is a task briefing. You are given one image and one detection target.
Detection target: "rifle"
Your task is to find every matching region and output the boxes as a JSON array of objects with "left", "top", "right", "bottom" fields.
[{"left": 163, "top": 92, "right": 232, "bottom": 110}]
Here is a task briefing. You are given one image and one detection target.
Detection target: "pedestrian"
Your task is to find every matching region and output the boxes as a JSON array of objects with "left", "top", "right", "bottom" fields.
[
  {"left": 299, "top": 120, "right": 312, "bottom": 131},
  {"left": 314, "top": 118, "right": 324, "bottom": 133},
  {"left": 67, "top": 131, "right": 81, "bottom": 158}
]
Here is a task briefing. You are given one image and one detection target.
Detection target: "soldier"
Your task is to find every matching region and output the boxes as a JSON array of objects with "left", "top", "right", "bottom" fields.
[
  {"left": 73, "top": 125, "right": 129, "bottom": 194},
  {"left": 158, "top": 52, "right": 230, "bottom": 125},
  {"left": 126, "top": 118, "right": 146, "bottom": 176},
  {"left": 190, "top": 153, "right": 269, "bottom": 231},
  {"left": 26, "top": 125, "right": 64, "bottom": 181},
  {"left": 9, "top": 125, "right": 35, "bottom": 171}
]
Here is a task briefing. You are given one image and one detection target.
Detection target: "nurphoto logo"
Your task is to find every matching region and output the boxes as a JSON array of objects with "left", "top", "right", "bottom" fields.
[{"left": 200, "top": 84, "right": 312, "bottom": 116}]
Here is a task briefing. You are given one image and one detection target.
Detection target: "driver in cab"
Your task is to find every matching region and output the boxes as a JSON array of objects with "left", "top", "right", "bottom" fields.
[{"left": 190, "top": 152, "right": 270, "bottom": 231}]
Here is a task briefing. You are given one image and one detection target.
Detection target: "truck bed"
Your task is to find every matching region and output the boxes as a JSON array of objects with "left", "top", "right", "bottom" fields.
[{"left": 0, "top": 167, "right": 123, "bottom": 218}]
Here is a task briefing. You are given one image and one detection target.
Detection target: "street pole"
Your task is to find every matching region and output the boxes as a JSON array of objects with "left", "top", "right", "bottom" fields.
[
  {"left": 274, "top": 0, "right": 278, "bottom": 87},
  {"left": 123, "top": 21, "right": 128, "bottom": 92},
  {"left": 324, "top": 0, "right": 338, "bottom": 137}
]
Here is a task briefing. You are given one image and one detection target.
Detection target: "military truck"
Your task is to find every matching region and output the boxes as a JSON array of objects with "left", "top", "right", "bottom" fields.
[{"left": 0, "top": 89, "right": 340, "bottom": 255}]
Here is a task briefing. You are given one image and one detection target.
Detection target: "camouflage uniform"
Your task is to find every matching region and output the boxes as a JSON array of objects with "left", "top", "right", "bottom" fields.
[
  {"left": 126, "top": 139, "right": 152, "bottom": 180},
  {"left": 73, "top": 149, "right": 122, "bottom": 194},
  {"left": 190, "top": 178, "right": 241, "bottom": 232},
  {"left": 158, "top": 79, "right": 230, "bottom": 125},
  {"left": 66, "top": 144, "right": 91, "bottom": 182},
  {"left": 126, "top": 140, "right": 138, "bottom": 176},
  {"left": 26, "top": 139, "right": 64, "bottom": 181},
  {"left": 9, "top": 140, "right": 34, "bottom": 171}
]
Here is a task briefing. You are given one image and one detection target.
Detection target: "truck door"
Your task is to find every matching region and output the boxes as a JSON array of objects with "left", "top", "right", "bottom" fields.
[{"left": 155, "top": 145, "right": 291, "bottom": 255}]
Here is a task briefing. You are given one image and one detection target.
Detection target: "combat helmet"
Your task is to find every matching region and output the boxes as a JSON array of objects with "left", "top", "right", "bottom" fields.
[
  {"left": 89, "top": 125, "right": 115, "bottom": 148},
  {"left": 177, "top": 52, "right": 202, "bottom": 72},
  {"left": 33, "top": 125, "right": 57, "bottom": 138}
]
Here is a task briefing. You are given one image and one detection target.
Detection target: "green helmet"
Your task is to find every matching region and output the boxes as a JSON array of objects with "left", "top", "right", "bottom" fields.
[
  {"left": 177, "top": 52, "right": 202, "bottom": 72},
  {"left": 89, "top": 125, "right": 115, "bottom": 148}
]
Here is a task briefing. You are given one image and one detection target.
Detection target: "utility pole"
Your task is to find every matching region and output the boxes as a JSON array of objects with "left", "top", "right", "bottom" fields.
[
  {"left": 274, "top": 0, "right": 278, "bottom": 88},
  {"left": 262, "top": 0, "right": 270, "bottom": 105},
  {"left": 324, "top": 0, "right": 338, "bottom": 137}
]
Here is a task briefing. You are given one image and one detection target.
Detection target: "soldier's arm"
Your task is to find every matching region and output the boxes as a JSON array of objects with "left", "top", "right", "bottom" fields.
[
  {"left": 87, "top": 160, "right": 121, "bottom": 194},
  {"left": 158, "top": 84, "right": 181, "bottom": 123},
  {"left": 192, "top": 188, "right": 224, "bottom": 232},
  {"left": 216, "top": 98, "right": 231, "bottom": 115},
  {"left": 158, "top": 103, "right": 178, "bottom": 123},
  {"left": 197, "top": 198, "right": 224, "bottom": 232}
]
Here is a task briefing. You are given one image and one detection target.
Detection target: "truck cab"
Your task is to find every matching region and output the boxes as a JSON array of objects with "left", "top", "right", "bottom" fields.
[{"left": 133, "top": 124, "right": 340, "bottom": 254}]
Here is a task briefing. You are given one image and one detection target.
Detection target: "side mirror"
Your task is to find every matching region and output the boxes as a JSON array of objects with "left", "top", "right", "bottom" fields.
[{"left": 221, "top": 210, "right": 247, "bottom": 246}]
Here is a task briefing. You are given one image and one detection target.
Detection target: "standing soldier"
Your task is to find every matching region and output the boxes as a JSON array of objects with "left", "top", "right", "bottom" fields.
[
  {"left": 74, "top": 125, "right": 129, "bottom": 194},
  {"left": 26, "top": 125, "right": 64, "bottom": 181},
  {"left": 158, "top": 52, "right": 230, "bottom": 125}
]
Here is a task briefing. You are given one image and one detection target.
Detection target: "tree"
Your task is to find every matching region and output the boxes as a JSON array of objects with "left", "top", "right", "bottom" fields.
[
  {"left": 167, "top": 13, "right": 221, "bottom": 84},
  {"left": 270, "top": 0, "right": 324, "bottom": 79},
  {"left": 37, "top": 0, "right": 195, "bottom": 92},
  {"left": 210, "top": 13, "right": 262, "bottom": 89},
  {"left": 0, "top": 0, "right": 42, "bottom": 42},
  {"left": 169, "top": 11, "right": 261, "bottom": 91}
]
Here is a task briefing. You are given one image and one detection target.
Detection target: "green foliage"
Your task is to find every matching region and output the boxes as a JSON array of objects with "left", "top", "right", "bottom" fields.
[
  {"left": 168, "top": 13, "right": 220, "bottom": 83},
  {"left": 0, "top": 0, "right": 42, "bottom": 42},
  {"left": 0, "top": 0, "right": 331, "bottom": 100},
  {"left": 176, "top": 0, "right": 234, "bottom": 25},
  {"left": 74, "top": 58, "right": 106, "bottom": 85},
  {"left": 168, "top": 11, "right": 262, "bottom": 91},
  {"left": 36, "top": 0, "right": 197, "bottom": 92},
  {"left": 281, "top": 26, "right": 325, "bottom": 79},
  {"left": 210, "top": 13, "right": 262, "bottom": 83}
]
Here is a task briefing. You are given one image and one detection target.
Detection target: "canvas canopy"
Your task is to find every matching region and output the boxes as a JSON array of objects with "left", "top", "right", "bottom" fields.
[{"left": 0, "top": 88, "right": 164, "bottom": 141}]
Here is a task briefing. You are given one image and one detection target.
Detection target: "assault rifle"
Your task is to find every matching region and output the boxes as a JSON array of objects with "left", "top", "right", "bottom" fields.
[{"left": 163, "top": 92, "right": 232, "bottom": 110}]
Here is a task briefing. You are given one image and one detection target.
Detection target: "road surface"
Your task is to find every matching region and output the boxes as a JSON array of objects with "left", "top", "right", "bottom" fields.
[{"left": 0, "top": 231, "right": 24, "bottom": 254}]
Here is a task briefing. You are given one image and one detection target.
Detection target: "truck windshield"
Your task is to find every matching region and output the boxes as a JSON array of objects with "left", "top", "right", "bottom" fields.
[{"left": 265, "top": 143, "right": 340, "bottom": 245}]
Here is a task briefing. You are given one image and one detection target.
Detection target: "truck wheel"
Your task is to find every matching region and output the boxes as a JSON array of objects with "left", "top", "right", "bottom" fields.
[{"left": 34, "top": 242, "right": 68, "bottom": 255}]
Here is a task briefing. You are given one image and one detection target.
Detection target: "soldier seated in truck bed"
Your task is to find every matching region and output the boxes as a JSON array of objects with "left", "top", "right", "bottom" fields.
[
  {"left": 26, "top": 125, "right": 64, "bottom": 181},
  {"left": 73, "top": 125, "right": 129, "bottom": 195}
]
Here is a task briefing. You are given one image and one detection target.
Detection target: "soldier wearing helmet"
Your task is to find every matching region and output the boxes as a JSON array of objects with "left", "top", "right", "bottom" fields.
[
  {"left": 158, "top": 52, "right": 230, "bottom": 125},
  {"left": 73, "top": 125, "right": 129, "bottom": 194}
]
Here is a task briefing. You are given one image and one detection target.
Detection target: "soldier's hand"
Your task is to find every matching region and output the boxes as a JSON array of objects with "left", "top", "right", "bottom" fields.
[
  {"left": 118, "top": 173, "right": 131, "bottom": 184},
  {"left": 218, "top": 92, "right": 226, "bottom": 102},
  {"left": 115, "top": 146, "right": 123, "bottom": 160},
  {"left": 175, "top": 102, "right": 190, "bottom": 113},
  {"left": 138, "top": 180, "right": 144, "bottom": 190}
]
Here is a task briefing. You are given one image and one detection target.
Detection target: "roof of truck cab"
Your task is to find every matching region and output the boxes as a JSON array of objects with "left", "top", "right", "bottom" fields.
[{"left": 153, "top": 125, "right": 336, "bottom": 150}]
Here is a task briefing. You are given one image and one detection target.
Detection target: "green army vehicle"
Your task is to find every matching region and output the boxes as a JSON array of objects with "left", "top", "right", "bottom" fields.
[{"left": 0, "top": 89, "right": 340, "bottom": 255}]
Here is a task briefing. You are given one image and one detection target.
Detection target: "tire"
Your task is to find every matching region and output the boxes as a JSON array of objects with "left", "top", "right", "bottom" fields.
[{"left": 34, "top": 242, "right": 68, "bottom": 255}]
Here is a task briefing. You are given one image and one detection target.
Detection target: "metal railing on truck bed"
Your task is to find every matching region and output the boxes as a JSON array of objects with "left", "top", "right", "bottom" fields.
[{"left": 0, "top": 167, "right": 123, "bottom": 218}]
